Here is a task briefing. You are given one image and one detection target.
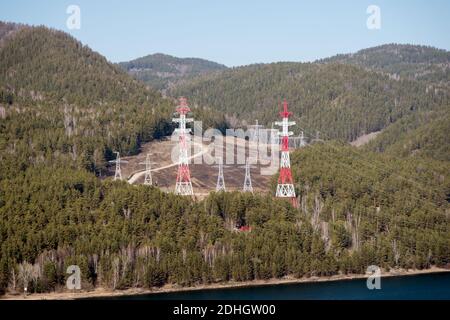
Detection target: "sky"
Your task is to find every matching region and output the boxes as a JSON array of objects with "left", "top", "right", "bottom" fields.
[{"left": 1, "top": 0, "right": 449, "bottom": 66}]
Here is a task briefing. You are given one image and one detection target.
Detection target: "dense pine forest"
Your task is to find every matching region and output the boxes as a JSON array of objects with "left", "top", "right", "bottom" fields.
[
  {"left": 0, "top": 22, "right": 449, "bottom": 295},
  {"left": 319, "top": 44, "right": 450, "bottom": 87},
  {"left": 0, "top": 144, "right": 448, "bottom": 293},
  {"left": 170, "top": 61, "right": 450, "bottom": 142},
  {"left": 119, "top": 53, "right": 227, "bottom": 91}
]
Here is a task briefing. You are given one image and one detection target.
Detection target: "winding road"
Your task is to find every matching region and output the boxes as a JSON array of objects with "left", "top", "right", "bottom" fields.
[{"left": 127, "top": 141, "right": 210, "bottom": 184}]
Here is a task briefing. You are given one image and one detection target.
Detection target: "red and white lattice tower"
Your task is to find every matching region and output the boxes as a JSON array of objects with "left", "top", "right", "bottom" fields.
[
  {"left": 275, "top": 99, "right": 297, "bottom": 206},
  {"left": 173, "top": 97, "right": 194, "bottom": 196}
]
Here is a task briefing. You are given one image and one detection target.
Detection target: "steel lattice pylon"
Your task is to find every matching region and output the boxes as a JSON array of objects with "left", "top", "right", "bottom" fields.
[
  {"left": 275, "top": 100, "right": 297, "bottom": 206},
  {"left": 108, "top": 151, "right": 128, "bottom": 181},
  {"left": 139, "top": 153, "right": 153, "bottom": 186},
  {"left": 215, "top": 157, "right": 226, "bottom": 192},
  {"left": 242, "top": 158, "right": 254, "bottom": 193},
  {"left": 173, "top": 97, "right": 194, "bottom": 196}
]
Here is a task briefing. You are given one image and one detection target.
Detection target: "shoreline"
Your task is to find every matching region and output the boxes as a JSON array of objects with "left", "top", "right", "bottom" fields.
[{"left": 2, "top": 267, "right": 449, "bottom": 300}]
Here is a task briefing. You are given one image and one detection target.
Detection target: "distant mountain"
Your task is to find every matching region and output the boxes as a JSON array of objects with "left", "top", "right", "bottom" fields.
[
  {"left": 119, "top": 53, "right": 227, "bottom": 91},
  {"left": 319, "top": 44, "right": 450, "bottom": 87}
]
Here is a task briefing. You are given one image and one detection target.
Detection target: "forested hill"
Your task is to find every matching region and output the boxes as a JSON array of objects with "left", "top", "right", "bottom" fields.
[
  {"left": 318, "top": 44, "right": 450, "bottom": 160},
  {"left": 0, "top": 21, "right": 25, "bottom": 48},
  {"left": 319, "top": 44, "right": 450, "bottom": 87},
  {"left": 0, "top": 22, "right": 177, "bottom": 179},
  {"left": 364, "top": 109, "right": 450, "bottom": 162},
  {"left": 0, "top": 24, "right": 163, "bottom": 105},
  {"left": 119, "top": 53, "right": 227, "bottom": 91},
  {"left": 0, "top": 143, "right": 448, "bottom": 294},
  {"left": 0, "top": 22, "right": 228, "bottom": 178},
  {"left": 0, "top": 22, "right": 449, "bottom": 296},
  {"left": 170, "top": 61, "right": 450, "bottom": 142}
]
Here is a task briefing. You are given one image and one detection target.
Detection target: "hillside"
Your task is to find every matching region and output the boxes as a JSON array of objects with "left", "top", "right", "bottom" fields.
[
  {"left": 0, "top": 25, "right": 164, "bottom": 105},
  {"left": 119, "top": 53, "right": 227, "bottom": 91},
  {"left": 1, "top": 142, "right": 448, "bottom": 294},
  {"left": 0, "top": 21, "right": 25, "bottom": 48},
  {"left": 319, "top": 44, "right": 450, "bottom": 87},
  {"left": 364, "top": 109, "right": 450, "bottom": 162},
  {"left": 170, "top": 61, "right": 449, "bottom": 142},
  {"left": 0, "top": 22, "right": 448, "bottom": 297},
  {"left": 0, "top": 22, "right": 177, "bottom": 179}
]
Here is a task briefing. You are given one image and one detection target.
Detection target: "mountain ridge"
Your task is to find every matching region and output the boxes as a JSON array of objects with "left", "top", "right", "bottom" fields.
[
  {"left": 170, "top": 61, "right": 449, "bottom": 142},
  {"left": 318, "top": 43, "right": 450, "bottom": 86},
  {"left": 119, "top": 52, "right": 227, "bottom": 91}
]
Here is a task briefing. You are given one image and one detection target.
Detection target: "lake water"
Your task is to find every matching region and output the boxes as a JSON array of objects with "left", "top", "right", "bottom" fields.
[{"left": 113, "top": 272, "right": 450, "bottom": 300}]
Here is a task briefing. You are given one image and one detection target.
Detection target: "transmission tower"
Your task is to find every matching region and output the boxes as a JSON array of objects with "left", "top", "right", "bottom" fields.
[
  {"left": 109, "top": 151, "right": 128, "bottom": 181},
  {"left": 138, "top": 153, "right": 155, "bottom": 186},
  {"left": 242, "top": 158, "right": 256, "bottom": 193},
  {"left": 173, "top": 97, "right": 194, "bottom": 196},
  {"left": 275, "top": 100, "right": 296, "bottom": 206},
  {"left": 213, "top": 156, "right": 227, "bottom": 192}
]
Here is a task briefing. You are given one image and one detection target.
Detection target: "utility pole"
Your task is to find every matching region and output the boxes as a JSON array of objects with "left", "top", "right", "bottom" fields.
[
  {"left": 173, "top": 97, "right": 194, "bottom": 196},
  {"left": 109, "top": 151, "right": 128, "bottom": 181},
  {"left": 275, "top": 100, "right": 296, "bottom": 207}
]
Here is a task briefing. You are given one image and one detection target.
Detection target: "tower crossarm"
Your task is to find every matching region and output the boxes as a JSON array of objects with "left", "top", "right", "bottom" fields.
[
  {"left": 172, "top": 118, "right": 194, "bottom": 123},
  {"left": 274, "top": 121, "right": 296, "bottom": 126}
]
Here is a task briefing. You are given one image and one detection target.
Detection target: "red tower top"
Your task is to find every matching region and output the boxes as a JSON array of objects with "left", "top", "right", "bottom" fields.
[
  {"left": 176, "top": 96, "right": 191, "bottom": 115},
  {"left": 279, "top": 99, "right": 292, "bottom": 119}
]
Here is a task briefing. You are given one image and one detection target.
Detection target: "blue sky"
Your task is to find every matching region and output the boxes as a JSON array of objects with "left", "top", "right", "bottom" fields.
[{"left": 1, "top": 0, "right": 449, "bottom": 66}]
